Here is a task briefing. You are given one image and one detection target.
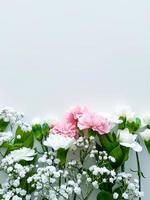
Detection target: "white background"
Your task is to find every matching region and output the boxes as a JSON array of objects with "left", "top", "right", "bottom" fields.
[{"left": 0, "top": 1, "right": 150, "bottom": 199}]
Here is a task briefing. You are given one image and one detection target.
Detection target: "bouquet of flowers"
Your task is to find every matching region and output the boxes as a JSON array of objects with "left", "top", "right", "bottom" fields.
[{"left": 0, "top": 105, "right": 150, "bottom": 200}]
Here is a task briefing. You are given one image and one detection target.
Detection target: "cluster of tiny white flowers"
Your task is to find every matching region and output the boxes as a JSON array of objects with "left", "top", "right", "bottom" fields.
[
  {"left": 0, "top": 107, "right": 31, "bottom": 132},
  {"left": 17, "top": 122, "right": 32, "bottom": 132},
  {"left": 0, "top": 107, "right": 24, "bottom": 125},
  {"left": 27, "top": 151, "right": 81, "bottom": 200},
  {"left": 0, "top": 155, "right": 33, "bottom": 200},
  {"left": 72, "top": 136, "right": 95, "bottom": 150},
  {"left": 0, "top": 126, "right": 145, "bottom": 200},
  {"left": 86, "top": 165, "right": 116, "bottom": 188},
  {"left": 0, "top": 131, "right": 13, "bottom": 146},
  {"left": 115, "top": 173, "right": 144, "bottom": 199},
  {"left": 90, "top": 149, "right": 116, "bottom": 164},
  {"left": 85, "top": 166, "right": 144, "bottom": 199},
  {"left": 73, "top": 136, "right": 88, "bottom": 149},
  {"left": 81, "top": 150, "right": 144, "bottom": 200}
]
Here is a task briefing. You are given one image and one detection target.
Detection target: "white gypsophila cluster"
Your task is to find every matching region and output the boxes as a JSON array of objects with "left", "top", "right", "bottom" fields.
[
  {"left": 85, "top": 167, "right": 144, "bottom": 199},
  {"left": 16, "top": 122, "right": 32, "bottom": 132},
  {"left": 81, "top": 150, "right": 144, "bottom": 200},
  {"left": 0, "top": 131, "right": 13, "bottom": 146},
  {"left": 86, "top": 165, "right": 116, "bottom": 188},
  {"left": 0, "top": 107, "right": 31, "bottom": 132},
  {"left": 89, "top": 149, "right": 116, "bottom": 163},
  {"left": 116, "top": 173, "right": 144, "bottom": 199},
  {"left": 0, "top": 155, "right": 34, "bottom": 200},
  {"left": 0, "top": 107, "right": 24, "bottom": 125},
  {"left": 27, "top": 151, "right": 81, "bottom": 200},
  {"left": 72, "top": 136, "right": 95, "bottom": 152}
]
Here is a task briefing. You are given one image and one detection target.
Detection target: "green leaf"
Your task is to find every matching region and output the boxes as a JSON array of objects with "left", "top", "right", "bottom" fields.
[
  {"left": 88, "top": 129, "right": 95, "bottom": 137},
  {"left": 118, "top": 116, "right": 126, "bottom": 130},
  {"left": 109, "top": 145, "right": 124, "bottom": 167},
  {"left": 56, "top": 148, "right": 68, "bottom": 168},
  {"left": 99, "top": 134, "right": 118, "bottom": 153},
  {"left": 3, "top": 143, "right": 23, "bottom": 153},
  {"left": 97, "top": 191, "right": 113, "bottom": 200},
  {"left": 126, "top": 118, "right": 141, "bottom": 133},
  {"left": 14, "top": 126, "right": 34, "bottom": 148},
  {"left": 121, "top": 146, "right": 129, "bottom": 161},
  {"left": 32, "top": 124, "right": 43, "bottom": 141},
  {"left": 42, "top": 123, "right": 49, "bottom": 137},
  {"left": 135, "top": 118, "right": 141, "bottom": 130},
  {"left": 144, "top": 140, "right": 150, "bottom": 154},
  {"left": 0, "top": 119, "right": 9, "bottom": 131}
]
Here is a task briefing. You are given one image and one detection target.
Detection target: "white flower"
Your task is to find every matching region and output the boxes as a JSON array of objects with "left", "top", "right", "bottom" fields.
[
  {"left": 92, "top": 181, "right": 99, "bottom": 189},
  {"left": 12, "top": 195, "right": 22, "bottom": 200},
  {"left": 115, "top": 105, "right": 135, "bottom": 122},
  {"left": 16, "top": 135, "right": 21, "bottom": 139},
  {"left": 87, "top": 177, "right": 92, "bottom": 182},
  {"left": 122, "top": 192, "right": 128, "bottom": 199},
  {"left": 32, "top": 118, "right": 41, "bottom": 125},
  {"left": 66, "top": 187, "right": 73, "bottom": 194},
  {"left": 113, "top": 192, "right": 119, "bottom": 199},
  {"left": 25, "top": 195, "right": 31, "bottom": 200},
  {"left": 118, "top": 129, "right": 142, "bottom": 152},
  {"left": 142, "top": 114, "right": 150, "bottom": 125},
  {"left": 99, "top": 112, "right": 122, "bottom": 124},
  {"left": 138, "top": 191, "right": 144, "bottom": 197},
  {"left": 140, "top": 129, "right": 150, "bottom": 141},
  {"left": 109, "top": 177, "right": 114, "bottom": 183},
  {"left": 74, "top": 186, "right": 81, "bottom": 195},
  {"left": 6, "top": 147, "right": 36, "bottom": 162},
  {"left": 13, "top": 179, "right": 20, "bottom": 187},
  {"left": 43, "top": 134, "right": 75, "bottom": 150},
  {"left": 0, "top": 131, "right": 13, "bottom": 145}
]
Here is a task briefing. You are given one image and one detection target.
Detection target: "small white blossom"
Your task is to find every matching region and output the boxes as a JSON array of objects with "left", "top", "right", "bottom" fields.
[
  {"left": 0, "top": 131, "right": 13, "bottom": 145},
  {"left": 92, "top": 181, "right": 99, "bottom": 189},
  {"left": 113, "top": 192, "right": 119, "bottom": 199},
  {"left": 122, "top": 192, "right": 128, "bottom": 199}
]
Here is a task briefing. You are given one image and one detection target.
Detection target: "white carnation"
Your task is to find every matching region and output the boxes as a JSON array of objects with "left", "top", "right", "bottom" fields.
[
  {"left": 43, "top": 134, "right": 75, "bottom": 150},
  {"left": 5, "top": 147, "right": 36, "bottom": 163}
]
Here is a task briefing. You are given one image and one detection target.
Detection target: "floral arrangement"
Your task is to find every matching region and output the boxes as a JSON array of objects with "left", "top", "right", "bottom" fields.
[{"left": 0, "top": 105, "right": 150, "bottom": 200}]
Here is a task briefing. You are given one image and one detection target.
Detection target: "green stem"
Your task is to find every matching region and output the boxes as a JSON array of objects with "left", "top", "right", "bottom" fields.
[
  {"left": 0, "top": 150, "right": 4, "bottom": 158},
  {"left": 73, "top": 194, "right": 76, "bottom": 200},
  {"left": 121, "top": 163, "right": 125, "bottom": 172},
  {"left": 40, "top": 140, "right": 47, "bottom": 152},
  {"left": 136, "top": 152, "right": 141, "bottom": 200},
  {"left": 83, "top": 188, "right": 93, "bottom": 200}
]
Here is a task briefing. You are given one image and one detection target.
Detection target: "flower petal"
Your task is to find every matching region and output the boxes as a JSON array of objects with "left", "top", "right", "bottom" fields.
[
  {"left": 120, "top": 142, "right": 132, "bottom": 148},
  {"left": 130, "top": 142, "right": 142, "bottom": 152}
]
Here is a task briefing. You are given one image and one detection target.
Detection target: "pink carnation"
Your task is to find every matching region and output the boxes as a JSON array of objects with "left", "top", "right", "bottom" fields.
[
  {"left": 77, "top": 112, "right": 111, "bottom": 134},
  {"left": 50, "top": 122, "right": 78, "bottom": 138},
  {"left": 66, "top": 106, "right": 89, "bottom": 125}
]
